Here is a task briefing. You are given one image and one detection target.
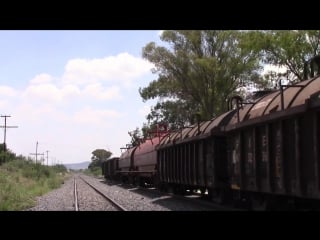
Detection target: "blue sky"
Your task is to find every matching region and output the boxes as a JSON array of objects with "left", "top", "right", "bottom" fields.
[{"left": 0, "top": 30, "right": 163, "bottom": 165}]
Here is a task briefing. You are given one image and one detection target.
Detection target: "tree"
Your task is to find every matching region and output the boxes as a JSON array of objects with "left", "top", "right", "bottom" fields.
[
  {"left": 128, "top": 127, "right": 143, "bottom": 147},
  {"left": 0, "top": 143, "right": 16, "bottom": 164},
  {"left": 243, "top": 30, "right": 320, "bottom": 84},
  {"left": 145, "top": 100, "right": 198, "bottom": 130},
  {"left": 140, "top": 30, "right": 262, "bottom": 128},
  {"left": 88, "top": 149, "right": 112, "bottom": 169}
]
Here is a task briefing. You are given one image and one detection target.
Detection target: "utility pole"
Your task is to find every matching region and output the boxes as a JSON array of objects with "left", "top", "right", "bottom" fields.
[
  {"left": 0, "top": 115, "right": 18, "bottom": 163},
  {"left": 30, "top": 141, "right": 44, "bottom": 164},
  {"left": 46, "top": 150, "right": 49, "bottom": 166}
]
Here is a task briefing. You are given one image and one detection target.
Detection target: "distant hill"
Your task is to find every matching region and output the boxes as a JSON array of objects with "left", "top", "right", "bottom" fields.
[{"left": 64, "top": 161, "right": 90, "bottom": 170}]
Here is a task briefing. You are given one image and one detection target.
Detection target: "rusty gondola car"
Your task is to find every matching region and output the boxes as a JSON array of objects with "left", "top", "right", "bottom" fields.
[
  {"left": 101, "top": 157, "right": 119, "bottom": 181},
  {"left": 156, "top": 111, "right": 236, "bottom": 201},
  {"left": 225, "top": 58, "right": 320, "bottom": 209}
]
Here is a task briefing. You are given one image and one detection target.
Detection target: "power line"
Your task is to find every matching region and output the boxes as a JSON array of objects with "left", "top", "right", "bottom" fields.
[
  {"left": 0, "top": 115, "right": 18, "bottom": 163},
  {"left": 30, "top": 141, "right": 44, "bottom": 164}
]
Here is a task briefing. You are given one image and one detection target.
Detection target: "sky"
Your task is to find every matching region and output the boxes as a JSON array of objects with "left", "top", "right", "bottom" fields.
[
  {"left": 0, "top": 30, "right": 164, "bottom": 165},
  {"left": 0, "top": 30, "right": 288, "bottom": 166}
]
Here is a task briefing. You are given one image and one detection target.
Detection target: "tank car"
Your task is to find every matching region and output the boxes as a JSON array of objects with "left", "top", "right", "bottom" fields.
[
  {"left": 117, "top": 125, "right": 167, "bottom": 186},
  {"left": 118, "top": 146, "right": 137, "bottom": 183}
]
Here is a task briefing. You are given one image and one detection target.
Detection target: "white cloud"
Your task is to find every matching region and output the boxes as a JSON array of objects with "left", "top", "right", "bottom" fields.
[
  {"left": 158, "top": 30, "right": 164, "bottom": 36},
  {"left": 5, "top": 52, "right": 154, "bottom": 165},
  {"left": 30, "top": 73, "right": 54, "bottom": 85},
  {"left": 62, "top": 52, "right": 153, "bottom": 86},
  {"left": 73, "top": 106, "right": 121, "bottom": 125},
  {"left": 0, "top": 100, "right": 9, "bottom": 108},
  {"left": 0, "top": 86, "right": 18, "bottom": 97},
  {"left": 83, "top": 84, "right": 121, "bottom": 100},
  {"left": 23, "top": 83, "right": 62, "bottom": 103},
  {"left": 60, "top": 84, "right": 81, "bottom": 99},
  {"left": 14, "top": 103, "right": 64, "bottom": 123}
]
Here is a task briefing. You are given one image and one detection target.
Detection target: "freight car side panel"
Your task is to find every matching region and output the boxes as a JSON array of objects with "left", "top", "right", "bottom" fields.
[
  {"left": 197, "top": 141, "right": 205, "bottom": 186},
  {"left": 118, "top": 147, "right": 136, "bottom": 170},
  {"left": 158, "top": 139, "right": 213, "bottom": 190},
  {"left": 243, "top": 128, "right": 257, "bottom": 191},
  {"left": 213, "top": 137, "right": 229, "bottom": 189},
  {"left": 128, "top": 137, "right": 163, "bottom": 178},
  {"left": 205, "top": 138, "right": 214, "bottom": 187},
  {"left": 282, "top": 118, "right": 299, "bottom": 195},
  {"left": 255, "top": 125, "right": 270, "bottom": 192},
  {"left": 134, "top": 149, "right": 157, "bottom": 175},
  {"left": 316, "top": 111, "right": 320, "bottom": 196},
  {"left": 158, "top": 150, "right": 165, "bottom": 182},
  {"left": 269, "top": 121, "right": 284, "bottom": 193},
  {"left": 229, "top": 133, "right": 241, "bottom": 190},
  {"left": 299, "top": 112, "right": 317, "bottom": 198}
]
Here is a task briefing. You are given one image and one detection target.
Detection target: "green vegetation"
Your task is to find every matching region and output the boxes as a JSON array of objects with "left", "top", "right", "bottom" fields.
[
  {"left": 86, "top": 148, "right": 111, "bottom": 177},
  {"left": 0, "top": 156, "right": 69, "bottom": 210},
  {"left": 84, "top": 166, "right": 102, "bottom": 177},
  {"left": 128, "top": 30, "right": 320, "bottom": 144},
  {"left": 140, "top": 30, "right": 262, "bottom": 128},
  {"left": 89, "top": 149, "right": 112, "bottom": 170}
]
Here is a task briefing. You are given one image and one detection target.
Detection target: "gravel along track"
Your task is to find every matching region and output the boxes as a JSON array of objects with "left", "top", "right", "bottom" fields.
[
  {"left": 75, "top": 177, "right": 119, "bottom": 211},
  {"left": 82, "top": 175, "right": 222, "bottom": 211},
  {"left": 26, "top": 177, "right": 75, "bottom": 211},
  {"left": 26, "top": 174, "right": 231, "bottom": 211}
]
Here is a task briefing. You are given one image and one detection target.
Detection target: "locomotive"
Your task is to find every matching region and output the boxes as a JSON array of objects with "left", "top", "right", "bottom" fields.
[{"left": 102, "top": 56, "right": 320, "bottom": 210}]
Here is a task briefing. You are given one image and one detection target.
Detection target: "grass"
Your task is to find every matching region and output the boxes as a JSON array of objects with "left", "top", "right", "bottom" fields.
[
  {"left": 83, "top": 166, "right": 102, "bottom": 177},
  {"left": 0, "top": 159, "right": 69, "bottom": 210}
]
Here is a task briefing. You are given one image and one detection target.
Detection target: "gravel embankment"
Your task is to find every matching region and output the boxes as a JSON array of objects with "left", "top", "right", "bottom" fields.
[
  {"left": 82, "top": 175, "right": 213, "bottom": 211},
  {"left": 26, "top": 174, "right": 215, "bottom": 211},
  {"left": 26, "top": 177, "right": 75, "bottom": 211}
]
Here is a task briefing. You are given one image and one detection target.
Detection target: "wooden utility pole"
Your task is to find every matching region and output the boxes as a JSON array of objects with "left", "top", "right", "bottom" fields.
[
  {"left": 30, "top": 141, "right": 44, "bottom": 164},
  {"left": 0, "top": 115, "right": 18, "bottom": 163},
  {"left": 46, "top": 150, "right": 49, "bottom": 166}
]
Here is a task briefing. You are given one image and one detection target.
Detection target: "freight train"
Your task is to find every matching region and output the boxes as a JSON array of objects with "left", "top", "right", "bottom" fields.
[{"left": 102, "top": 56, "right": 320, "bottom": 210}]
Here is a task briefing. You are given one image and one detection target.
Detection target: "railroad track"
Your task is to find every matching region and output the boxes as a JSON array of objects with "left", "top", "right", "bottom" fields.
[
  {"left": 100, "top": 178, "right": 241, "bottom": 211},
  {"left": 74, "top": 176, "right": 127, "bottom": 211},
  {"left": 137, "top": 186, "right": 241, "bottom": 211}
]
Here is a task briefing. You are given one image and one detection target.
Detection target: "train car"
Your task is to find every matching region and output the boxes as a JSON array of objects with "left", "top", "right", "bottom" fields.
[
  {"left": 101, "top": 159, "right": 106, "bottom": 177},
  {"left": 117, "top": 125, "right": 167, "bottom": 186},
  {"left": 132, "top": 135, "right": 163, "bottom": 187},
  {"left": 101, "top": 56, "right": 320, "bottom": 210},
  {"left": 225, "top": 58, "right": 320, "bottom": 209},
  {"left": 102, "top": 157, "right": 119, "bottom": 181},
  {"left": 118, "top": 146, "right": 137, "bottom": 183},
  {"left": 156, "top": 110, "right": 236, "bottom": 202}
]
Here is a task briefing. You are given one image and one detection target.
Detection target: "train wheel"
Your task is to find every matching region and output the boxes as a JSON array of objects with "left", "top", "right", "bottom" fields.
[
  {"left": 167, "top": 185, "right": 174, "bottom": 194},
  {"left": 251, "top": 197, "right": 267, "bottom": 211},
  {"left": 174, "top": 185, "right": 186, "bottom": 195},
  {"left": 200, "top": 188, "right": 206, "bottom": 195},
  {"left": 138, "top": 177, "right": 144, "bottom": 187}
]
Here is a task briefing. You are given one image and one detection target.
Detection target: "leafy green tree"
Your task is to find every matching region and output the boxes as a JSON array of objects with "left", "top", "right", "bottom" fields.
[
  {"left": 140, "top": 30, "right": 262, "bottom": 127},
  {"left": 145, "top": 101, "right": 198, "bottom": 130},
  {"left": 243, "top": 30, "right": 320, "bottom": 84},
  {"left": 128, "top": 127, "right": 143, "bottom": 147},
  {"left": 0, "top": 143, "right": 16, "bottom": 164},
  {"left": 89, "top": 149, "right": 112, "bottom": 169}
]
